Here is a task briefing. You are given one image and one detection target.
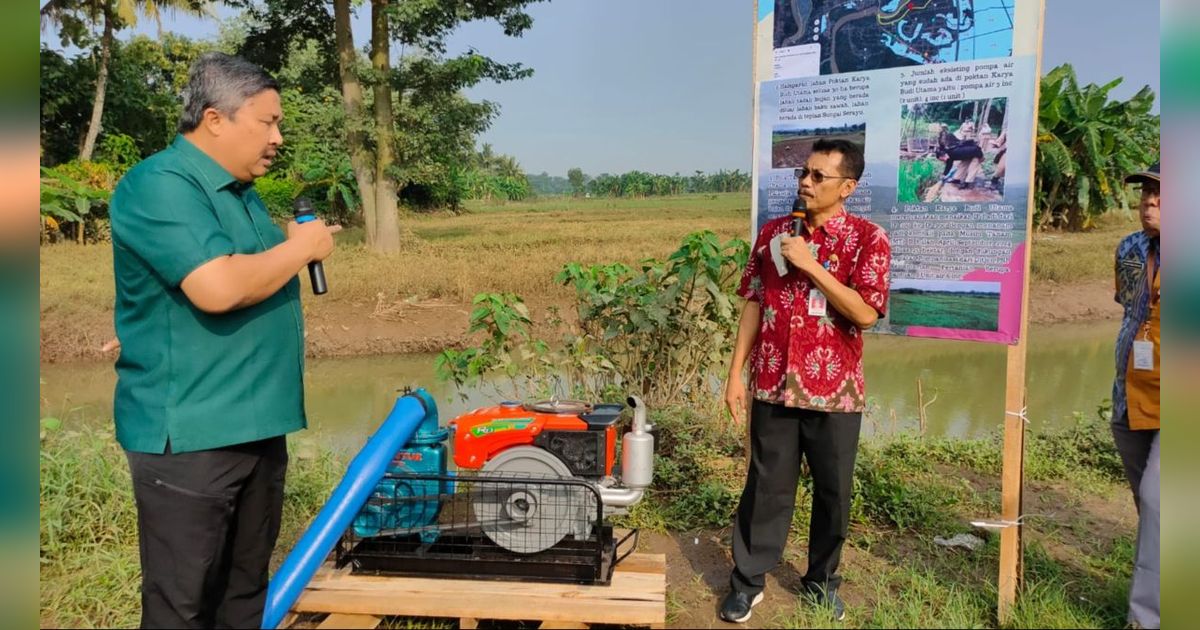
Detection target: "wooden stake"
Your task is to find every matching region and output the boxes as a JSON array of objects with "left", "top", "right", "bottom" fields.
[
  {"left": 918, "top": 378, "right": 939, "bottom": 437},
  {"left": 998, "top": 339, "right": 1028, "bottom": 623},
  {"left": 917, "top": 378, "right": 925, "bottom": 435},
  {"left": 998, "top": 1, "right": 1046, "bottom": 622}
]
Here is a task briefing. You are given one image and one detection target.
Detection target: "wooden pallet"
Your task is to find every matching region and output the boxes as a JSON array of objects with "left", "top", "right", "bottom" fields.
[{"left": 283, "top": 552, "right": 667, "bottom": 629}]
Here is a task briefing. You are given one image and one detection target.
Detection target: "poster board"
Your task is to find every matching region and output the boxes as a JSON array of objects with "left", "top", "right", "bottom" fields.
[{"left": 751, "top": 1, "right": 1044, "bottom": 344}]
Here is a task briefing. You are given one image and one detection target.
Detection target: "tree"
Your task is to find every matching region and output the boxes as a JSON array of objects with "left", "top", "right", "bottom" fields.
[
  {"left": 235, "top": 0, "right": 337, "bottom": 94},
  {"left": 1035, "top": 64, "right": 1158, "bottom": 229},
  {"left": 567, "top": 167, "right": 585, "bottom": 196},
  {"left": 41, "top": 34, "right": 214, "bottom": 165},
  {"left": 463, "top": 144, "right": 531, "bottom": 202},
  {"left": 329, "top": 0, "right": 540, "bottom": 251},
  {"left": 41, "top": 0, "right": 211, "bottom": 161}
]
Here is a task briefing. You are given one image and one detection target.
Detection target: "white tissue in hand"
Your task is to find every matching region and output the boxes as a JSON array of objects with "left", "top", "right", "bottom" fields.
[{"left": 768, "top": 233, "right": 789, "bottom": 276}]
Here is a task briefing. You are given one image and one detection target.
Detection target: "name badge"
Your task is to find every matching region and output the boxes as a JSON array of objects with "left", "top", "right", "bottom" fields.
[
  {"left": 1132, "top": 340, "right": 1154, "bottom": 371},
  {"left": 807, "top": 289, "right": 828, "bottom": 317}
]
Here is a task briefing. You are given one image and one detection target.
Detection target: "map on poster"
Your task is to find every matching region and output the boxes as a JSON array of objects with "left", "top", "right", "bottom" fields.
[
  {"left": 752, "top": 0, "right": 1040, "bottom": 344},
  {"left": 773, "top": 0, "right": 1015, "bottom": 78}
]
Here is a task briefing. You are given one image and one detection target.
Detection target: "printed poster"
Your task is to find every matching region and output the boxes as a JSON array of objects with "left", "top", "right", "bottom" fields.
[{"left": 751, "top": 0, "right": 1043, "bottom": 344}]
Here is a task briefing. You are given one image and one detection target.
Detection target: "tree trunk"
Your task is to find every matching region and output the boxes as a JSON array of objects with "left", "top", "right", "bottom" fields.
[
  {"left": 369, "top": 0, "right": 401, "bottom": 253},
  {"left": 332, "top": 0, "right": 377, "bottom": 246},
  {"left": 79, "top": 10, "right": 113, "bottom": 162}
]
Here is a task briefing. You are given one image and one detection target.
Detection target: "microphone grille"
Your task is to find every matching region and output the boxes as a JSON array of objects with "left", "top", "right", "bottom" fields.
[{"left": 292, "top": 197, "right": 315, "bottom": 216}]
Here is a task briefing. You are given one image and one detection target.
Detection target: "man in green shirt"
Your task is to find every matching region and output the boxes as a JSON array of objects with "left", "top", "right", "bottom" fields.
[{"left": 109, "top": 52, "right": 338, "bottom": 629}]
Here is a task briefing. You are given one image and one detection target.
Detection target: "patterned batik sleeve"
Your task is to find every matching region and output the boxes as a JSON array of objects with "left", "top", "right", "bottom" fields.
[
  {"left": 737, "top": 224, "right": 768, "bottom": 302},
  {"left": 851, "top": 224, "right": 892, "bottom": 316},
  {"left": 1113, "top": 244, "right": 1122, "bottom": 305}
]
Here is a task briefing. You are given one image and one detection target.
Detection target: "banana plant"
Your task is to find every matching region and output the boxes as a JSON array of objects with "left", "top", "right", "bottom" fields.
[{"left": 1035, "top": 64, "right": 1158, "bottom": 229}]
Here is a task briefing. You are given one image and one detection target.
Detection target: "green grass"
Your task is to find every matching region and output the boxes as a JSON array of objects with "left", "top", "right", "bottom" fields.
[
  {"left": 1030, "top": 211, "right": 1140, "bottom": 283},
  {"left": 39, "top": 420, "right": 343, "bottom": 629},
  {"left": 898, "top": 157, "right": 942, "bottom": 203},
  {"left": 889, "top": 291, "right": 1001, "bottom": 331}
]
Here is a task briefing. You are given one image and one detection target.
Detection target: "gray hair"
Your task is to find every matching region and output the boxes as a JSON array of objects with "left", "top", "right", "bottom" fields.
[{"left": 177, "top": 52, "right": 280, "bottom": 134}]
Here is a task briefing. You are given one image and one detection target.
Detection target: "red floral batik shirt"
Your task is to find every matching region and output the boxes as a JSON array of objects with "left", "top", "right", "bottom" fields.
[{"left": 737, "top": 210, "right": 891, "bottom": 413}]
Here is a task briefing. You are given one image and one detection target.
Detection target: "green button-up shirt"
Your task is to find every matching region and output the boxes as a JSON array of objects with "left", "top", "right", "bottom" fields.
[{"left": 110, "top": 135, "right": 306, "bottom": 453}]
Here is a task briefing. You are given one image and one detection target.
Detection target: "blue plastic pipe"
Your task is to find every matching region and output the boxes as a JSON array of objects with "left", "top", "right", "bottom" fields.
[{"left": 261, "top": 389, "right": 437, "bottom": 629}]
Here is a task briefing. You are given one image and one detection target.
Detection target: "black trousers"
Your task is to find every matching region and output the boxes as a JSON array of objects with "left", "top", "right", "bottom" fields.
[
  {"left": 730, "top": 400, "right": 861, "bottom": 596},
  {"left": 940, "top": 143, "right": 984, "bottom": 178},
  {"left": 125, "top": 436, "right": 288, "bottom": 629}
]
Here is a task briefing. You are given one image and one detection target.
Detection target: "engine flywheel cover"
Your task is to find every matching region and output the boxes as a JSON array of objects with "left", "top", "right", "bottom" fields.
[{"left": 472, "top": 446, "right": 587, "bottom": 554}]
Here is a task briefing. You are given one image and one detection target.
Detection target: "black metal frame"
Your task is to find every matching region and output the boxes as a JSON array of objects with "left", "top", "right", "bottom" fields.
[{"left": 335, "top": 472, "right": 638, "bottom": 585}]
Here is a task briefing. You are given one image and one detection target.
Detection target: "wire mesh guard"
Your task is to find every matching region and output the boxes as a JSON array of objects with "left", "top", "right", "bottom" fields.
[{"left": 336, "top": 471, "right": 638, "bottom": 585}]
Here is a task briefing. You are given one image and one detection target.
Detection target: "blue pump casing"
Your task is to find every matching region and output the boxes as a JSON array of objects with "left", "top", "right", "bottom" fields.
[
  {"left": 351, "top": 394, "right": 453, "bottom": 542},
  {"left": 263, "top": 389, "right": 436, "bottom": 630}
]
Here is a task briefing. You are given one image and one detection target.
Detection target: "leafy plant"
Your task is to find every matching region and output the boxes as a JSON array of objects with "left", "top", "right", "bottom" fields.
[
  {"left": 1036, "top": 63, "right": 1159, "bottom": 229},
  {"left": 95, "top": 133, "right": 142, "bottom": 174},
  {"left": 553, "top": 230, "right": 750, "bottom": 405},
  {"left": 435, "top": 230, "right": 749, "bottom": 407},
  {"left": 434, "top": 292, "right": 550, "bottom": 399},
  {"left": 1026, "top": 399, "right": 1125, "bottom": 482},
  {"left": 253, "top": 174, "right": 301, "bottom": 219},
  {"left": 40, "top": 166, "right": 110, "bottom": 225},
  {"left": 898, "top": 156, "right": 941, "bottom": 203}
]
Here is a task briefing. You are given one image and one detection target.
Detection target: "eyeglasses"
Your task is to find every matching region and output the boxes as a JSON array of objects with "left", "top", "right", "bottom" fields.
[
  {"left": 794, "top": 166, "right": 855, "bottom": 184},
  {"left": 1140, "top": 182, "right": 1160, "bottom": 196}
]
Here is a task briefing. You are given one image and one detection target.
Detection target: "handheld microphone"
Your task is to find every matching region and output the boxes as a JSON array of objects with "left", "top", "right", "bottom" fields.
[
  {"left": 791, "top": 195, "right": 807, "bottom": 237},
  {"left": 292, "top": 198, "right": 328, "bottom": 295}
]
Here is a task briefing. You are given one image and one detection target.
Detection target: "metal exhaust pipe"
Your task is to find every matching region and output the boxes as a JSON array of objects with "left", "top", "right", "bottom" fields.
[{"left": 598, "top": 395, "right": 654, "bottom": 509}]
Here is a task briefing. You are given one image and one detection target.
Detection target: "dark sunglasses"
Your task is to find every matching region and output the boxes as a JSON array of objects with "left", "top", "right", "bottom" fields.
[
  {"left": 1140, "top": 182, "right": 1160, "bottom": 196},
  {"left": 794, "top": 166, "right": 855, "bottom": 184}
]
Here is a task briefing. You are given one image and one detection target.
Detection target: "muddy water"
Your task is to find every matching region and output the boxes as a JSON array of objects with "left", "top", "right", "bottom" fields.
[{"left": 40, "top": 321, "right": 1117, "bottom": 454}]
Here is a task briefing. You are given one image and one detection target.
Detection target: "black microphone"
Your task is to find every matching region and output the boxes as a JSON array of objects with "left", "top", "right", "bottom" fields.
[
  {"left": 292, "top": 198, "right": 328, "bottom": 295},
  {"left": 791, "top": 195, "right": 807, "bottom": 237}
]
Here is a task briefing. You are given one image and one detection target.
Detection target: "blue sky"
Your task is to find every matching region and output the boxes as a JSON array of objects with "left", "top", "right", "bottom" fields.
[{"left": 41, "top": 0, "right": 1160, "bottom": 176}]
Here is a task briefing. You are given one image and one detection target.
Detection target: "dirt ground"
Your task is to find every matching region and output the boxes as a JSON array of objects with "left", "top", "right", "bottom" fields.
[
  {"left": 633, "top": 474, "right": 1135, "bottom": 628},
  {"left": 39, "top": 279, "right": 1121, "bottom": 364}
]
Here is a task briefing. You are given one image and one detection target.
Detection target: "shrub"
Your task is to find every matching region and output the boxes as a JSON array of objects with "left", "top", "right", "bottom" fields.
[
  {"left": 96, "top": 133, "right": 143, "bottom": 176},
  {"left": 436, "top": 231, "right": 749, "bottom": 407},
  {"left": 1026, "top": 400, "right": 1125, "bottom": 482},
  {"left": 40, "top": 163, "right": 114, "bottom": 241},
  {"left": 254, "top": 174, "right": 301, "bottom": 220}
]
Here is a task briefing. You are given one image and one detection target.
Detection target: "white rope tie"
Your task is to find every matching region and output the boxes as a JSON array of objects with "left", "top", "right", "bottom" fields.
[
  {"left": 970, "top": 512, "right": 1056, "bottom": 530},
  {"left": 1005, "top": 406, "right": 1029, "bottom": 424}
]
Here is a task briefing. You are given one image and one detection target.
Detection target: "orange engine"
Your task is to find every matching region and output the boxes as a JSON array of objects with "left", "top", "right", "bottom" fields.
[{"left": 449, "top": 401, "right": 622, "bottom": 478}]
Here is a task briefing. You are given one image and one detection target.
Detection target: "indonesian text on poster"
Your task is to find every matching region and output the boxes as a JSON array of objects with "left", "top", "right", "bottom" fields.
[{"left": 751, "top": 0, "right": 1042, "bottom": 344}]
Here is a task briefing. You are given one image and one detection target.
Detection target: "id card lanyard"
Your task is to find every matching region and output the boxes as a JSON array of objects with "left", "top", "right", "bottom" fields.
[
  {"left": 1143, "top": 244, "right": 1160, "bottom": 334},
  {"left": 1132, "top": 245, "right": 1159, "bottom": 370}
]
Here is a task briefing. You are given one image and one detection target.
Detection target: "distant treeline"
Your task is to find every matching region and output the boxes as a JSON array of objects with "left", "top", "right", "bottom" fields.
[
  {"left": 529, "top": 169, "right": 752, "bottom": 198},
  {"left": 773, "top": 123, "right": 866, "bottom": 139}
]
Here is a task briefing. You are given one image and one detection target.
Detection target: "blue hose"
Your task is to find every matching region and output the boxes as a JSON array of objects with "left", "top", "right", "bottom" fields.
[{"left": 261, "top": 389, "right": 436, "bottom": 629}]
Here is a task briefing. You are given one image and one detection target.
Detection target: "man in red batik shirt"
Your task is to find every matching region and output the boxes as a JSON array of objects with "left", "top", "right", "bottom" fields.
[{"left": 718, "top": 139, "right": 891, "bottom": 624}]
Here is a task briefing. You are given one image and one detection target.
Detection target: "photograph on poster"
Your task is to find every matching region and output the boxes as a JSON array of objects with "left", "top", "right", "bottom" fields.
[
  {"left": 898, "top": 97, "right": 1008, "bottom": 203},
  {"left": 773, "top": 0, "right": 1015, "bottom": 77},
  {"left": 771, "top": 122, "right": 866, "bottom": 169},
  {"left": 888, "top": 278, "right": 1001, "bottom": 331}
]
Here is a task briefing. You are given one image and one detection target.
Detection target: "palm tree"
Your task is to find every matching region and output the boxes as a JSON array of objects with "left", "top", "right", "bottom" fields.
[{"left": 41, "top": 0, "right": 211, "bottom": 161}]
